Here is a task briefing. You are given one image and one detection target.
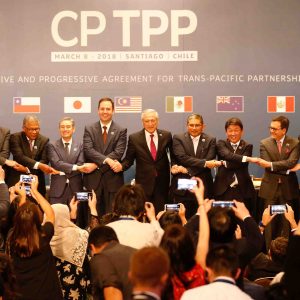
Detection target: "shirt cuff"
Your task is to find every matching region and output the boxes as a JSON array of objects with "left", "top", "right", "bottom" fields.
[
  {"left": 0, "top": 181, "right": 5, "bottom": 184},
  {"left": 72, "top": 165, "right": 78, "bottom": 171},
  {"left": 243, "top": 215, "right": 251, "bottom": 221},
  {"left": 33, "top": 162, "right": 39, "bottom": 169},
  {"left": 270, "top": 162, "right": 273, "bottom": 171},
  {"left": 242, "top": 156, "right": 247, "bottom": 163}
]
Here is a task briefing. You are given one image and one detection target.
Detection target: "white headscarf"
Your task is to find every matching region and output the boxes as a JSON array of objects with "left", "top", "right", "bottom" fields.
[{"left": 50, "top": 204, "right": 88, "bottom": 267}]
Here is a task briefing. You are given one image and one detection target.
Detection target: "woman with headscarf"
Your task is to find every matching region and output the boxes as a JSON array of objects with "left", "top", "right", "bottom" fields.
[{"left": 50, "top": 201, "right": 90, "bottom": 300}]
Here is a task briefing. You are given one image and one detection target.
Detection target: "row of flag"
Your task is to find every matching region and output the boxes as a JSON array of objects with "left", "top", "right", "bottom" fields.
[{"left": 12, "top": 96, "right": 295, "bottom": 114}]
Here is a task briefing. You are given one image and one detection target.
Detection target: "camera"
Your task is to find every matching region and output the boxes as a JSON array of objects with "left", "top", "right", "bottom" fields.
[
  {"left": 177, "top": 178, "right": 197, "bottom": 190},
  {"left": 212, "top": 201, "right": 235, "bottom": 208},
  {"left": 270, "top": 204, "right": 287, "bottom": 215},
  {"left": 24, "top": 185, "right": 31, "bottom": 196},
  {"left": 164, "top": 204, "right": 180, "bottom": 212},
  {"left": 20, "top": 175, "right": 34, "bottom": 183},
  {"left": 75, "top": 192, "right": 92, "bottom": 201}
]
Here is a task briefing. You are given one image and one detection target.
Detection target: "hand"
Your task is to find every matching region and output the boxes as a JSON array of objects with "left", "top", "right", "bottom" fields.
[
  {"left": 178, "top": 203, "right": 187, "bottom": 225},
  {"left": 38, "top": 163, "right": 53, "bottom": 174},
  {"left": 14, "top": 181, "right": 26, "bottom": 205},
  {"left": 196, "top": 199, "right": 213, "bottom": 214},
  {"left": 190, "top": 177, "right": 205, "bottom": 206},
  {"left": 13, "top": 163, "right": 28, "bottom": 173},
  {"left": 284, "top": 204, "right": 297, "bottom": 229},
  {"left": 247, "top": 157, "right": 259, "bottom": 163},
  {"left": 145, "top": 202, "right": 156, "bottom": 222},
  {"left": 289, "top": 163, "right": 300, "bottom": 172},
  {"left": 256, "top": 158, "right": 271, "bottom": 168},
  {"left": 232, "top": 200, "right": 250, "bottom": 220},
  {"left": 78, "top": 163, "right": 98, "bottom": 173},
  {"left": 8, "top": 186, "right": 18, "bottom": 203},
  {"left": 49, "top": 167, "right": 60, "bottom": 175},
  {"left": 0, "top": 166, "right": 5, "bottom": 181},
  {"left": 88, "top": 190, "right": 98, "bottom": 216},
  {"left": 205, "top": 160, "right": 222, "bottom": 169},
  {"left": 171, "top": 164, "right": 180, "bottom": 174},
  {"left": 111, "top": 160, "right": 123, "bottom": 173},
  {"left": 235, "top": 225, "right": 242, "bottom": 239},
  {"left": 69, "top": 197, "right": 78, "bottom": 220},
  {"left": 261, "top": 206, "right": 275, "bottom": 227},
  {"left": 156, "top": 210, "right": 165, "bottom": 220},
  {"left": 4, "top": 159, "right": 16, "bottom": 167}
]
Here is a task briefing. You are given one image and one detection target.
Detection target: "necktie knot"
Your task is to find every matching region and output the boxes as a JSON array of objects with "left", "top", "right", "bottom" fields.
[
  {"left": 232, "top": 143, "right": 238, "bottom": 151},
  {"left": 64, "top": 142, "right": 70, "bottom": 155}
]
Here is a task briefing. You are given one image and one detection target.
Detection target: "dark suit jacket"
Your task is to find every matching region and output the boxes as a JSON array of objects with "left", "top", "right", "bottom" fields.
[
  {"left": 47, "top": 139, "right": 84, "bottom": 200},
  {"left": 8, "top": 131, "right": 49, "bottom": 195},
  {"left": 214, "top": 139, "right": 255, "bottom": 198},
  {"left": 0, "top": 127, "right": 10, "bottom": 166},
  {"left": 259, "top": 135, "right": 300, "bottom": 201},
  {"left": 83, "top": 120, "right": 127, "bottom": 192},
  {"left": 0, "top": 183, "right": 10, "bottom": 250},
  {"left": 172, "top": 132, "right": 216, "bottom": 197},
  {"left": 121, "top": 129, "right": 172, "bottom": 197}
]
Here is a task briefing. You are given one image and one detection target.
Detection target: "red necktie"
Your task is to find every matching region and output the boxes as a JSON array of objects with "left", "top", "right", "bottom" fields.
[
  {"left": 277, "top": 140, "right": 282, "bottom": 153},
  {"left": 150, "top": 134, "right": 157, "bottom": 160},
  {"left": 103, "top": 126, "right": 107, "bottom": 144}
]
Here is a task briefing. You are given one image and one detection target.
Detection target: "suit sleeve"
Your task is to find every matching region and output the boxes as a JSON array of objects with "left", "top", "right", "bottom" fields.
[
  {"left": 260, "top": 141, "right": 300, "bottom": 172},
  {"left": 172, "top": 135, "right": 207, "bottom": 169},
  {"left": 121, "top": 135, "right": 136, "bottom": 171},
  {"left": 0, "top": 183, "right": 10, "bottom": 220},
  {"left": 217, "top": 141, "right": 252, "bottom": 169},
  {"left": 46, "top": 143, "right": 74, "bottom": 174},
  {"left": 0, "top": 129, "right": 10, "bottom": 165}
]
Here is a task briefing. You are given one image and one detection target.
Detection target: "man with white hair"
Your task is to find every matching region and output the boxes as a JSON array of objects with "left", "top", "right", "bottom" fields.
[{"left": 114, "top": 109, "right": 172, "bottom": 212}]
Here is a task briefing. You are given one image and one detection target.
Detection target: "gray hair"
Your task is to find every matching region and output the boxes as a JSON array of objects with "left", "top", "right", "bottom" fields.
[
  {"left": 141, "top": 109, "right": 159, "bottom": 120},
  {"left": 22, "top": 115, "right": 40, "bottom": 126},
  {"left": 59, "top": 117, "right": 75, "bottom": 127}
]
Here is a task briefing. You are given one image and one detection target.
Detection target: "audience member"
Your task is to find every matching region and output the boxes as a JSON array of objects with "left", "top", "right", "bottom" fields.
[
  {"left": 106, "top": 184, "right": 164, "bottom": 249},
  {"left": 83, "top": 97, "right": 127, "bottom": 215},
  {"left": 50, "top": 203, "right": 90, "bottom": 299},
  {"left": 6, "top": 176, "right": 63, "bottom": 300},
  {"left": 114, "top": 109, "right": 173, "bottom": 213},
  {"left": 88, "top": 225, "right": 135, "bottom": 300},
  {"left": 159, "top": 177, "right": 209, "bottom": 300},
  {"left": 171, "top": 114, "right": 218, "bottom": 218},
  {"left": 181, "top": 245, "right": 253, "bottom": 300},
  {"left": 129, "top": 246, "right": 170, "bottom": 300}
]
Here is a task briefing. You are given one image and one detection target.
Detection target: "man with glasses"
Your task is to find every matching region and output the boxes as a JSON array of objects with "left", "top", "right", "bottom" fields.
[
  {"left": 8, "top": 115, "right": 57, "bottom": 196},
  {"left": 257, "top": 115, "right": 300, "bottom": 248},
  {"left": 171, "top": 114, "right": 219, "bottom": 217}
]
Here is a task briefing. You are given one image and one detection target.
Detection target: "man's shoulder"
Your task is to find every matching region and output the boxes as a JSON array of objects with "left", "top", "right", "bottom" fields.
[
  {"left": 37, "top": 134, "right": 49, "bottom": 143},
  {"left": 111, "top": 120, "right": 126, "bottom": 132},
  {"left": 202, "top": 132, "right": 215, "bottom": 141},
  {"left": 85, "top": 121, "right": 100, "bottom": 130},
  {"left": 0, "top": 127, "right": 9, "bottom": 135},
  {"left": 285, "top": 135, "right": 299, "bottom": 145}
]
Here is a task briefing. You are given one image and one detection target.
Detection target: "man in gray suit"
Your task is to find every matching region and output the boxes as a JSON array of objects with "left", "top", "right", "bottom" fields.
[
  {"left": 83, "top": 98, "right": 127, "bottom": 215},
  {"left": 257, "top": 115, "right": 300, "bottom": 248},
  {"left": 47, "top": 117, "right": 94, "bottom": 205}
]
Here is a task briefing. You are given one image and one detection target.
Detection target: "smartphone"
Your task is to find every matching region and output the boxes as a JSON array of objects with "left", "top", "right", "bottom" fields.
[
  {"left": 24, "top": 185, "right": 31, "bottom": 196},
  {"left": 177, "top": 178, "right": 197, "bottom": 190},
  {"left": 270, "top": 204, "right": 287, "bottom": 215},
  {"left": 212, "top": 201, "right": 235, "bottom": 208},
  {"left": 75, "top": 192, "right": 92, "bottom": 201},
  {"left": 164, "top": 204, "right": 180, "bottom": 212},
  {"left": 20, "top": 174, "right": 34, "bottom": 183}
]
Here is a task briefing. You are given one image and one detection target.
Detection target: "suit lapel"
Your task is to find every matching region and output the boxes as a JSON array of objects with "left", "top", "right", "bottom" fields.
[
  {"left": 141, "top": 130, "right": 154, "bottom": 160},
  {"left": 184, "top": 133, "right": 195, "bottom": 156},
  {"left": 195, "top": 134, "right": 206, "bottom": 157},
  {"left": 21, "top": 132, "right": 34, "bottom": 158},
  {"left": 102, "top": 121, "right": 115, "bottom": 152}
]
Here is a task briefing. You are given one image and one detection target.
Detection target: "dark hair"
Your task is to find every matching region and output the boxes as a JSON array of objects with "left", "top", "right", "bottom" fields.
[
  {"left": 208, "top": 207, "right": 237, "bottom": 243},
  {"left": 8, "top": 202, "right": 41, "bottom": 258},
  {"left": 272, "top": 116, "right": 289, "bottom": 131},
  {"left": 225, "top": 117, "right": 243, "bottom": 130},
  {"left": 130, "top": 247, "right": 170, "bottom": 288},
  {"left": 158, "top": 211, "right": 182, "bottom": 230},
  {"left": 112, "top": 184, "right": 146, "bottom": 217},
  {"left": 88, "top": 225, "right": 118, "bottom": 247},
  {"left": 187, "top": 114, "right": 203, "bottom": 125},
  {"left": 269, "top": 237, "right": 288, "bottom": 265},
  {"left": 98, "top": 97, "right": 114, "bottom": 110},
  {"left": 160, "top": 224, "right": 196, "bottom": 276},
  {"left": 206, "top": 245, "right": 239, "bottom": 277},
  {"left": 0, "top": 253, "right": 18, "bottom": 300}
]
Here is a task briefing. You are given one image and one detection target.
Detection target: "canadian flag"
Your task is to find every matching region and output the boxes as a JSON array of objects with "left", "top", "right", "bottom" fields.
[{"left": 267, "top": 96, "right": 295, "bottom": 113}]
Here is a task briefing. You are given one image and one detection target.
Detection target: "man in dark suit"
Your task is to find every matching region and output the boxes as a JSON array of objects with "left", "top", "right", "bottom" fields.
[
  {"left": 8, "top": 115, "right": 57, "bottom": 196},
  {"left": 114, "top": 109, "right": 172, "bottom": 212},
  {"left": 214, "top": 118, "right": 258, "bottom": 214},
  {"left": 170, "top": 114, "right": 218, "bottom": 217},
  {"left": 83, "top": 98, "right": 127, "bottom": 215},
  {"left": 257, "top": 115, "right": 300, "bottom": 248},
  {"left": 47, "top": 117, "right": 92, "bottom": 205}
]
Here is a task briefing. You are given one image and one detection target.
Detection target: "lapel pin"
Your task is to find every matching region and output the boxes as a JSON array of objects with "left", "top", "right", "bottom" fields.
[
  {"left": 111, "top": 132, "right": 115, "bottom": 135},
  {"left": 33, "top": 145, "right": 37, "bottom": 150},
  {"left": 201, "top": 138, "right": 205, "bottom": 142},
  {"left": 74, "top": 148, "right": 77, "bottom": 152}
]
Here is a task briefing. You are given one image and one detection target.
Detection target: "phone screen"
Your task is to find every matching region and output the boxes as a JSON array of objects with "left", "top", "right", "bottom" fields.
[{"left": 177, "top": 178, "right": 197, "bottom": 190}]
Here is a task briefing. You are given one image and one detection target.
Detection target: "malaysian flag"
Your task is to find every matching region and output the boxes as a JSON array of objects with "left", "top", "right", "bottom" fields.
[
  {"left": 216, "top": 96, "right": 244, "bottom": 112},
  {"left": 114, "top": 96, "right": 142, "bottom": 113}
]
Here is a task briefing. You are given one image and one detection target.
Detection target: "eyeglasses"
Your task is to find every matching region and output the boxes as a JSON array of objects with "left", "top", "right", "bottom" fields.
[
  {"left": 269, "top": 127, "right": 281, "bottom": 131},
  {"left": 24, "top": 127, "right": 40, "bottom": 132}
]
